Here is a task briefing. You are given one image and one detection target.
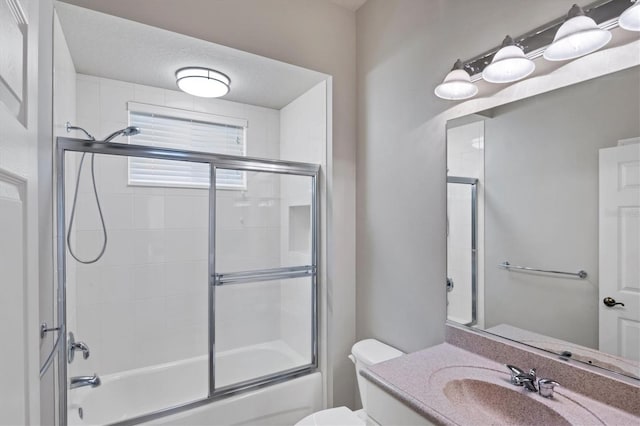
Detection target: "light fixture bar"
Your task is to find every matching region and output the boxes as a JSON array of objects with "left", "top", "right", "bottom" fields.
[{"left": 460, "top": 0, "right": 631, "bottom": 80}]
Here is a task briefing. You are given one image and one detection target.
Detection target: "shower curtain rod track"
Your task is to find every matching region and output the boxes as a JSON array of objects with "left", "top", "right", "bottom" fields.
[{"left": 57, "top": 137, "right": 320, "bottom": 176}]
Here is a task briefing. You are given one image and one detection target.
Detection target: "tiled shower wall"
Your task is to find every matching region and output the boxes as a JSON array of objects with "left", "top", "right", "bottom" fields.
[{"left": 68, "top": 75, "right": 281, "bottom": 376}]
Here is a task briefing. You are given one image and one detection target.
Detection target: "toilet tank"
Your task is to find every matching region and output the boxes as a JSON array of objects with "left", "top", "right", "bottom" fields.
[{"left": 350, "top": 339, "right": 403, "bottom": 412}]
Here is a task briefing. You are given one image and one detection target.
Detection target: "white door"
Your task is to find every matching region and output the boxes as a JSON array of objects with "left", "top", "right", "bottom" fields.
[
  {"left": 0, "top": 0, "right": 41, "bottom": 424},
  {"left": 599, "top": 142, "right": 640, "bottom": 365}
]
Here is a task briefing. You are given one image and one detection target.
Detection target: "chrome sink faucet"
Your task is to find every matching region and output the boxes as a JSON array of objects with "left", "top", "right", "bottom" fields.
[
  {"left": 507, "top": 365, "right": 538, "bottom": 391},
  {"left": 506, "top": 365, "right": 560, "bottom": 397}
]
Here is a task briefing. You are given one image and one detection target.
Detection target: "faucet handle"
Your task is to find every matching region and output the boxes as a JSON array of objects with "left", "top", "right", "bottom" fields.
[
  {"left": 506, "top": 364, "right": 525, "bottom": 385},
  {"left": 68, "top": 332, "right": 91, "bottom": 363},
  {"left": 538, "top": 378, "right": 560, "bottom": 398},
  {"left": 528, "top": 368, "right": 537, "bottom": 379}
]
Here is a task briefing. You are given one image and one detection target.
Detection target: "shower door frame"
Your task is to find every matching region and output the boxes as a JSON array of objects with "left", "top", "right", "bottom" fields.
[{"left": 56, "top": 137, "right": 320, "bottom": 426}]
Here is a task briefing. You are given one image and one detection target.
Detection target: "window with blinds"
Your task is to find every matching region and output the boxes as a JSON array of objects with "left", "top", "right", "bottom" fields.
[{"left": 127, "top": 102, "right": 247, "bottom": 190}]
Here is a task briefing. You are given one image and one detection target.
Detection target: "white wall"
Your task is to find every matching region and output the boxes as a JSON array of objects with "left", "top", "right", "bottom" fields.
[
  {"left": 483, "top": 67, "right": 640, "bottom": 349},
  {"left": 69, "top": 74, "right": 283, "bottom": 375},
  {"left": 59, "top": 0, "right": 356, "bottom": 408},
  {"left": 355, "top": 0, "right": 626, "bottom": 356}
]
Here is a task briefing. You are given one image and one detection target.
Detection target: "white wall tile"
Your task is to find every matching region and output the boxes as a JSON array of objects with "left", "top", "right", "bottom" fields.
[
  {"left": 99, "top": 79, "right": 134, "bottom": 124},
  {"left": 72, "top": 74, "right": 287, "bottom": 376},
  {"left": 133, "top": 195, "right": 165, "bottom": 229},
  {"left": 101, "top": 266, "right": 135, "bottom": 303},
  {"left": 102, "top": 194, "right": 134, "bottom": 230},
  {"left": 132, "top": 264, "right": 166, "bottom": 300},
  {"left": 76, "top": 75, "right": 100, "bottom": 122},
  {"left": 134, "top": 84, "right": 165, "bottom": 106},
  {"left": 99, "top": 229, "right": 135, "bottom": 266},
  {"left": 164, "top": 89, "right": 195, "bottom": 110},
  {"left": 132, "top": 229, "right": 166, "bottom": 264}
]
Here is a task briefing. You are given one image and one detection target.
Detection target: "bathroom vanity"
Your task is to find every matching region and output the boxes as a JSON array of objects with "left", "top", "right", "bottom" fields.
[{"left": 360, "top": 325, "right": 640, "bottom": 426}]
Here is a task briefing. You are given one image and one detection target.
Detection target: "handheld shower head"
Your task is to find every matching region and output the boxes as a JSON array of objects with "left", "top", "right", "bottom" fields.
[{"left": 103, "top": 126, "right": 141, "bottom": 143}]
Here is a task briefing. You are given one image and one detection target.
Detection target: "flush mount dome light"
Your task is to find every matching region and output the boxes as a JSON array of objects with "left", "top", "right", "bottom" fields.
[
  {"left": 175, "top": 67, "right": 230, "bottom": 98},
  {"left": 543, "top": 4, "right": 611, "bottom": 61},
  {"left": 619, "top": 0, "right": 640, "bottom": 31},
  {"left": 482, "top": 36, "right": 535, "bottom": 83},
  {"left": 435, "top": 60, "right": 478, "bottom": 100}
]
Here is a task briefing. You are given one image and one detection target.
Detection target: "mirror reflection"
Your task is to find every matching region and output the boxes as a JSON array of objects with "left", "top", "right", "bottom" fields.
[{"left": 447, "top": 66, "right": 640, "bottom": 380}]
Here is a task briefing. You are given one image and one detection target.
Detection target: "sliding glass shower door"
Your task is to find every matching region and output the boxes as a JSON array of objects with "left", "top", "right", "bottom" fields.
[
  {"left": 62, "top": 150, "right": 211, "bottom": 426},
  {"left": 58, "top": 138, "right": 319, "bottom": 425},
  {"left": 213, "top": 171, "right": 316, "bottom": 390}
]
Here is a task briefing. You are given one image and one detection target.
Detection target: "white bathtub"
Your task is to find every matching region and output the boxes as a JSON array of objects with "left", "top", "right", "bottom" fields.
[{"left": 68, "top": 341, "right": 322, "bottom": 425}]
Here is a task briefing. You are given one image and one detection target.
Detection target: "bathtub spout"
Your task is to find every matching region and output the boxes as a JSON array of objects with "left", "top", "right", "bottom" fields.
[{"left": 70, "top": 374, "right": 101, "bottom": 389}]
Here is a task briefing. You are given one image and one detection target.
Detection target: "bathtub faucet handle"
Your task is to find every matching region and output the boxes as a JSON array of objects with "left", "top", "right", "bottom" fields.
[{"left": 68, "top": 332, "right": 91, "bottom": 363}]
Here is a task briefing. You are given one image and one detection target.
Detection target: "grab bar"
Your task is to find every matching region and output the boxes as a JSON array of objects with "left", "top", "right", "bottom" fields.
[{"left": 499, "top": 261, "right": 587, "bottom": 279}]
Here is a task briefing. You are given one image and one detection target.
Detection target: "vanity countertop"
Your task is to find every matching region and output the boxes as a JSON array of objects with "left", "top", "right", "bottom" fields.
[{"left": 361, "top": 343, "right": 640, "bottom": 426}]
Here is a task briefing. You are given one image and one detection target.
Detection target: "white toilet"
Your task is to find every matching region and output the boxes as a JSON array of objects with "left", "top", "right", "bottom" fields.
[{"left": 295, "top": 339, "right": 404, "bottom": 426}]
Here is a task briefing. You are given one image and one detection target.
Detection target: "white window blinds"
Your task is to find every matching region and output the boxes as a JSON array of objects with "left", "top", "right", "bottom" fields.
[{"left": 127, "top": 103, "right": 247, "bottom": 189}]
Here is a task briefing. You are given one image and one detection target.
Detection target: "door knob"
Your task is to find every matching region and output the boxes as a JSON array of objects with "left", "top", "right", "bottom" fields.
[{"left": 603, "top": 297, "right": 625, "bottom": 307}]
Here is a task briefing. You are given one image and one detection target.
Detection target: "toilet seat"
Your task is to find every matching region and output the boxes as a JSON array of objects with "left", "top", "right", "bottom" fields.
[{"left": 294, "top": 407, "right": 365, "bottom": 426}]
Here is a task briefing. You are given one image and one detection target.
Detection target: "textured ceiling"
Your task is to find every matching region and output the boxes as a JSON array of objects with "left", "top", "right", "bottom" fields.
[
  {"left": 55, "top": 2, "right": 328, "bottom": 109},
  {"left": 330, "top": 0, "right": 368, "bottom": 12}
]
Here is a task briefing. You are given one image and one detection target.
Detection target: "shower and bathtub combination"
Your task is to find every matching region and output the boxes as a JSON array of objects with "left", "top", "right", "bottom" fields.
[{"left": 53, "top": 131, "right": 322, "bottom": 425}]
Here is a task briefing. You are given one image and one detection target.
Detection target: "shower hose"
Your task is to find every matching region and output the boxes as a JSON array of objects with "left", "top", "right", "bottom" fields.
[
  {"left": 66, "top": 151, "right": 108, "bottom": 264},
  {"left": 40, "top": 151, "right": 108, "bottom": 378}
]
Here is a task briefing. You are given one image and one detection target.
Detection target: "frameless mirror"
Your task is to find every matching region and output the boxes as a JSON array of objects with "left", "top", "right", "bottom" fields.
[{"left": 446, "top": 64, "right": 640, "bottom": 380}]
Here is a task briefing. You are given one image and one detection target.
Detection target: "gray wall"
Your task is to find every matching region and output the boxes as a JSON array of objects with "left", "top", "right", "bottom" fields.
[
  {"left": 355, "top": 0, "right": 600, "bottom": 353},
  {"left": 484, "top": 67, "right": 640, "bottom": 348}
]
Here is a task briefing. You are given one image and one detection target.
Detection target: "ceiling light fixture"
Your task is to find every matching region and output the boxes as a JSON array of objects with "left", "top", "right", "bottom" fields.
[
  {"left": 434, "top": 60, "right": 478, "bottom": 100},
  {"left": 543, "top": 4, "right": 612, "bottom": 61},
  {"left": 482, "top": 36, "right": 536, "bottom": 83},
  {"left": 175, "top": 67, "right": 230, "bottom": 98},
  {"left": 619, "top": 0, "right": 640, "bottom": 31}
]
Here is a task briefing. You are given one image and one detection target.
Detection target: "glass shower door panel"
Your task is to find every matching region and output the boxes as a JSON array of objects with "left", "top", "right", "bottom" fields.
[
  {"left": 214, "top": 276, "right": 313, "bottom": 390},
  {"left": 215, "top": 169, "right": 313, "bottom": 273},
  {"left": 64, "top": 151, "right": 210, "bottom": 424},
  {"left": 447, "top": 182, "right": 475, "bottom": 325}
]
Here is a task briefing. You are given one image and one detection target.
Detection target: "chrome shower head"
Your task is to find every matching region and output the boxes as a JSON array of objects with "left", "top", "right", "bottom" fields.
[{"left": 103, "top": 126, "right": 141, "bottom": 143}]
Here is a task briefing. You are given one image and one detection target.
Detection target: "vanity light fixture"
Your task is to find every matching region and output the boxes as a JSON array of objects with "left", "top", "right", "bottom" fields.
[
  {"left": 482, "top": 36, "right": 536, "bottom": 83},
  {"left": 543, "top": 4, "right": 612, "bottom": 61},
  {"left": 175, "top": 67, "right": 230, "bottom": 98},
  {"left": 619, "top": 0, "right": 640, "bottom": 31},
  {"left": 434, "top": 60, "right": 478, "bottom": 100}
]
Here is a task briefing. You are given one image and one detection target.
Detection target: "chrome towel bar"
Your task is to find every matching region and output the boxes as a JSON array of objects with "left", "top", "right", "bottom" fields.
[{"left": 499, "top": 261, "right": 587, "bottom": 279}]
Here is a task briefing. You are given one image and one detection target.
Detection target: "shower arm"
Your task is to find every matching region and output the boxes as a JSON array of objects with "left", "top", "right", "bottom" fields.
[{"left": 65, "top": 122, "right": 95, "bottom": 141}]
